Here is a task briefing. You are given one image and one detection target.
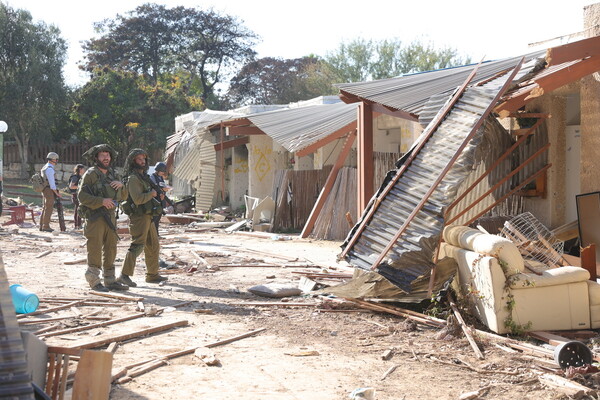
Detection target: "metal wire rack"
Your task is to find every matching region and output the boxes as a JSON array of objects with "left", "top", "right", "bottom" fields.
[{"left": 499, "top": 212, "right": 564, "bottom": 268}]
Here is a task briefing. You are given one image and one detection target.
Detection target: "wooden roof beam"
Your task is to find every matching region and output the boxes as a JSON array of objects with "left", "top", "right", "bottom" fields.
[
  {"left": 226, "top": 126, "right": 264, "bottom": 136},
  {"left": 536, "top": 55, "right": 600, "bottom": 92},
  {"left": 338, "top": 90, "right": 361, "bottom": 104},
  {"left": 220, "top": 118, "right": 252, "bottom": 127},
  {"left": 546, "top": 35, "right": 600, "bottom": 67},
  {"left": 496, "top": 55, "right": 600, "bottom": 116},
  {"left": 295, "top": 121, "right": 358, "bottom": 157},
  {"left": 370, "top": 103, "right": 418, "bottom": 121},
  {"left": 214, "top": 137, "right": 250, "bottom": 151}
]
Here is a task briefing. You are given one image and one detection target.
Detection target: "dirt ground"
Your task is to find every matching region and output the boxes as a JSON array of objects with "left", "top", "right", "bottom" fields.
[{"left": 0, "top": 207, "right": 584, "bottom": 400}]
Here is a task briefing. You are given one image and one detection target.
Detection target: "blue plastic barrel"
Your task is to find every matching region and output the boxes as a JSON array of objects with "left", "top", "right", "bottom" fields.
[{"left": 9, "top": 285, "right": 39, "bottom": 314}]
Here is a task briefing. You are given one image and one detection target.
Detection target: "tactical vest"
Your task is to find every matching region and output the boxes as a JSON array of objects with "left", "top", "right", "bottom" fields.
[
  {"left": 79, "top": 167, "right": 120, "bottom": 219},
  {"left": 121, "top": 173, "right": 162, "bottom": 217}
]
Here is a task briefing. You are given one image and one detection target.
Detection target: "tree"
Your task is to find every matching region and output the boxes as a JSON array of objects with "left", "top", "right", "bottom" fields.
[
  {"left": 325, "top": 38, "right": 471, "bottom": 83},
  {"left": 82, "top": 3, "right": 257, "bottom": 108},
  {"left": 0, "top": 2, "right": 68, "bottom": 174},
  {"left": 225, "top": 56, "right": 339, "bottom": 107},
  {"left": 70, "top": 68, "right": 193, "bottom": 160},
  {"left": 82, "top": 4, "right": 177, "bottom": 85}
]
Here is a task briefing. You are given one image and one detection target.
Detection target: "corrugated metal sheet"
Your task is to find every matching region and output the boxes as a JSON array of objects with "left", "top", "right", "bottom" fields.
[
  {"left": 342, "top": 61, "right": 528, "bottom": 297},
  {"left": 165, "top": 130, "right": 184, "bottom": 162},
  {"left": 172, "top": 132, "right": 216, "bottom": 212},
  {"left": 336, "top": 51, "right": 545, "bottom": 117},
  {"left": 246, "top": 103, "right": 358, "bottom": 153}
]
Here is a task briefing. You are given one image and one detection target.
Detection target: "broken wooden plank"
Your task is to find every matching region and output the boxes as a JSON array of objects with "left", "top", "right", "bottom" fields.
[
  {"left": 380, "top": 364, "right": 398, "bottom": 381},
  {"left": 70, "top": 320, "right": 189, "bottom": 350},
  {"left": 16, "top": 300, "right": 84, "bottom": 319},
  {"left": 448, "top": 295, "right": 485, "bottom": 360},
  {"left": 551, "top": 220, "right": 579, "bottom": 242},
  {"left": 127, "top": 359, "right": 167, "bottom": 379},
  {"left": 230, "top": 301, "right": 318, "bottom": 307},
  {"left": 111, "top": 327, "right": 266, "bottom": 382},
  {"left": 18, "top": 315, "right": 78, "bottom": 325},
  {"left": 581, "top": 244, "right": 597, "bottom": 280},
  {"left": 538, "top": 372, "right": 596, "bottom": 397},
  {"left": 71, "top": 350, "right": 113, "bottom": 400},
  {"left": 89, "top": 291, "right": 144, "bottom": 302},
  {"left": 528, "top": 331, "right": 571, "bottom": 347},
  {"left": 223, "top": 246, "right": 298, "bottom": 262},
  {"left": 36, "top": 250, "right": 52, "bottom": 258},
  {"left": 345, "top": 298, "right": 445, "bottom": 328},
  {"left": 191, "top": 251, "right": 211, "bottom": 267},
  {"left": 39, "top": 313, "right": 145, "bottom": 338},
  {"left": 63, "top": 258, "right": 88, "bottom": 265},
  {"left": 106, "top": 342, "right": 119, "bottom": 354},
  {"left": 380, "top": 349, "right": 393, "bottom": 361}
]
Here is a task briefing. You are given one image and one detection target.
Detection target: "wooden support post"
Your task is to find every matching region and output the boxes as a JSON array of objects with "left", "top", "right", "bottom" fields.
[
  {"left": 301, "top": 131, "right": 356, "bottom": 238},
  {"left": 357, "top": 103, "right": 374, "bottom": 215}
]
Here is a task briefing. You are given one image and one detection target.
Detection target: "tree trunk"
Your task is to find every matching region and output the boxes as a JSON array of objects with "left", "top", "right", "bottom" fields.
[{"left": 16, "top": 120, "right": 30, "bottom": 178}]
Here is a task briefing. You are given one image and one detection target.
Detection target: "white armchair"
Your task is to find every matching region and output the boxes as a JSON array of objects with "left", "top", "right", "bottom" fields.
[{"left": 440, "top": 226, "right": 595, "bottom": 334}]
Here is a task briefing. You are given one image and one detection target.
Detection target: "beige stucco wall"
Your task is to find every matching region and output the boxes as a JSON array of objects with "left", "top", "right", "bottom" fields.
[
  {"left": 246, "top": 135, "right": 288, "bottom": 200},
  {"left": 313, "top": 114, "right": 422, "bottom": 171},
  {"left": 581, "top": 3, "right": 600, "bottom": 194}
]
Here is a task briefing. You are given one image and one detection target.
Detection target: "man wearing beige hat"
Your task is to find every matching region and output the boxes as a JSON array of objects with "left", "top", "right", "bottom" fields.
[{"left": 40, "top": 152, "right": 61, "bottom": 232}]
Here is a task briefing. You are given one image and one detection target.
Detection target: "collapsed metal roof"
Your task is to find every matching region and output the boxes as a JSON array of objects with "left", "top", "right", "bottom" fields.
[
  {"left": 340, "top": 58, "right": 540, "bottom": 300},
  {"left": 244, "top": 102, "right": 358, "bottom": 153},
  {"left": 336, "top": 51, "right": 546, "bottom": 118}
]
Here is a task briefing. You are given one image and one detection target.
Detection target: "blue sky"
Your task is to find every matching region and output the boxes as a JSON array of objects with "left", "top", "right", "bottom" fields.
[{"left": 11, "top": 0, "right": 597, "bottom": 87}]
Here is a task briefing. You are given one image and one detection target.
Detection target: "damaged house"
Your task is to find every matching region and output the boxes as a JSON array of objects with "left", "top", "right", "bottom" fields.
[
  {"left": 167, "top": 96, "right": 421, "bottom": 239},
  {"left": 331, "top": 9, "right": 600, "bottom": 334}
]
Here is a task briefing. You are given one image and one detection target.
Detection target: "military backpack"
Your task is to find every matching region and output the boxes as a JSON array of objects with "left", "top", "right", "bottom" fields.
[{"left": 30, "top": 172, "right": 48, "bottom": 193}]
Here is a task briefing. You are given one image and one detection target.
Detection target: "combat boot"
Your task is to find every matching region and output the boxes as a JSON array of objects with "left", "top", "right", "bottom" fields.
[
  {"left": 106, "top": 281, "right": 129, "bottom": 291},
  {"left": 118, "top": 274, "right": 137, "bottom": 287},
  {"left": 91, "top": 283, "right": 109, "bottom": 292},
  {"left": 146, "top": 274, "right": 168, "bottom": 283}
]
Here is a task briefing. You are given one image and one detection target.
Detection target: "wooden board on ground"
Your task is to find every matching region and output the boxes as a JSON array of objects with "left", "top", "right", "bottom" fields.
[{"left": 72, "top": 350, "right": 113, "bottom": 400}]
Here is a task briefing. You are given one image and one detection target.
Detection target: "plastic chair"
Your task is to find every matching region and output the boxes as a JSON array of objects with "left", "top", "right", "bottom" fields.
[{"left": 2, "top": 205, "right": 36, "bottom": 226}]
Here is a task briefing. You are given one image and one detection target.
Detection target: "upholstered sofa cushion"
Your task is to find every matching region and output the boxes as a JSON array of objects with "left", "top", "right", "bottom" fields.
[
  {"left": 508, "top": 266, "right": 590, "bottom": 289},
  {"left": 443, "top": 225, "right": 524, "bottom": 274}
]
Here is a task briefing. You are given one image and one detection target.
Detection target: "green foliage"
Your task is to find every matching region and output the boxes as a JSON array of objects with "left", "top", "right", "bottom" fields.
[
  {"left": 497, "top": 257, "right": 534, "bottom": 336},
  {"left": 0, "top": 2, "right": 69, "bottom": 165},
  {"left": 225, "top": 56, "right": 339, "bottom": 107},
  {"left": 70, "top": 68, "right": 194, "bottom": 160},
  {"left": 325, "top": 37, "right": 471, "bottom": 83},
  {"left": 82, "top": 3, "right": 257, "bottom": 108}
]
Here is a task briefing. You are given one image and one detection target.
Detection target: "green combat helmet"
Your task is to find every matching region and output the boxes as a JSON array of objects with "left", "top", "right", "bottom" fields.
[
  {"left": 123, "top": 148, "right": 149, "bottom": 178},
  {"left": 81, "top": 144, "right": 118, "bottom": 169}
]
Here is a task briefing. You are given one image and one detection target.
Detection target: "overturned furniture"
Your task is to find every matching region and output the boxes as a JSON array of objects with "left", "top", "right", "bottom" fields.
[{"left": 440, "top": 225, "right": 600, "bottom": 334}]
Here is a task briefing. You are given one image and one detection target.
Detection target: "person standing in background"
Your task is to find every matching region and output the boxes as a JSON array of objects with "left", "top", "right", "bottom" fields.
[
  {"left": 149, "top": 161, "right": 172, "bottom": 233},
  {"left": 40, "top": 152, "right": 61, "bottom": 232},
  {"left": 78, "top": 144, "right": 129, "bottom": 292},
  {"left": 118, "top": 149, "right": 168, "bottom": 287},
  {"left": 69, "top": 164, "right": 86, "bottom": 229}
]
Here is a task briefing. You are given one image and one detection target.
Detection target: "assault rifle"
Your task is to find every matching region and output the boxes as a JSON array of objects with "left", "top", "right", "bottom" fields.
[
  {"left": 54, "top": 194, "right": 66, "bottom": 232},
  {"left": 82, "top": 185, "right": 120, "bottom": 240},
  {"left": 148, "top": 175, "right": 175, "bottom": 213}
]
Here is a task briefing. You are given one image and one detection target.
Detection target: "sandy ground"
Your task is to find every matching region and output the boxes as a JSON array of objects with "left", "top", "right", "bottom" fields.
[{"left": 0, "top": 210, "right": 576, "bottom": 400}]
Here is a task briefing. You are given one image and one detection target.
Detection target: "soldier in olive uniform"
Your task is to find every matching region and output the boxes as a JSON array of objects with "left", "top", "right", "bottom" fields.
[
  {"left": 118, "top": 149, "right": 167, "bottom": 287},
  {"left": 78, "top": 144, "right": 130, "bottom": 292}
]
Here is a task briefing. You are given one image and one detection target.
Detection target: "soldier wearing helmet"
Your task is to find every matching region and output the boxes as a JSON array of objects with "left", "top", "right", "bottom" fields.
[
  {"left": 39, "top": 152, "right": 61, "bottom": 232},
  {"left": 77, "top": 144, "right": 129, "bottom": 292},
  {"left": 118, "top": 149, "right": 167, "bottom": 287}
]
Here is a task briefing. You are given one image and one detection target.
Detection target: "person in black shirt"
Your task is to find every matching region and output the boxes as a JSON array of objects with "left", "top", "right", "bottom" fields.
[{"left": 69, "top": 164, "right": 86, "bottom": 229}]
